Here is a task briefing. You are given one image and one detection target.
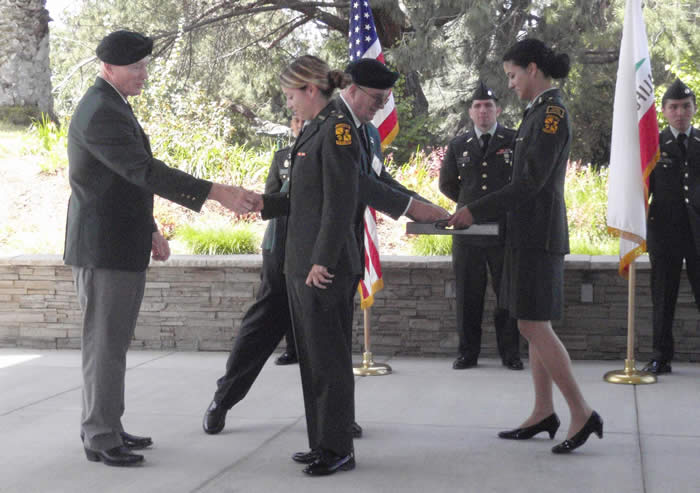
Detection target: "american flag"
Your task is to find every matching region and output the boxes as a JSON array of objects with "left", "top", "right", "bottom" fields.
[{"left": 349, "top": 0, "right": 399, "bottom": 309}]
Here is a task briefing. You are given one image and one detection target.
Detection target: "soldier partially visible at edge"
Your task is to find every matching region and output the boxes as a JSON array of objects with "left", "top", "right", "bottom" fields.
[{"left": 644, "top": 78, "right": 700, "bottom": 375}]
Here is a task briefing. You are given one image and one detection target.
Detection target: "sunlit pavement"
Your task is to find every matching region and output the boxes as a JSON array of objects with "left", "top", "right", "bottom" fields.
[{"left": 1, "top": 348, "right": 698, "bottom": 493}]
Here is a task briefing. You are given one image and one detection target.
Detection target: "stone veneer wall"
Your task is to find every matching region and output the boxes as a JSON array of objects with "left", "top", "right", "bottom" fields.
[
  {"left": 1, "top": 254, "right": 699, "bottom": 361},
  {"left": 0, "top": 0, "right": 53, "bottom": 115}
]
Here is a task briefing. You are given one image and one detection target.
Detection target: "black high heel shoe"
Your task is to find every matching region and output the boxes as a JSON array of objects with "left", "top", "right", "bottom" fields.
[
  {"left": 498, "top": 413, "right": 560, "bottom": 440},
  {"left": 551, "top": 411, "right": 603, "bottom": 454}
]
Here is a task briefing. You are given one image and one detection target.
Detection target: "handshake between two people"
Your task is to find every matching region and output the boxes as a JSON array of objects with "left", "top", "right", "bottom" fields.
[
  {"left": 208, "top": 183, "right": 264, "bottom": 215},
  {"left": 406, "top": 200, "right": 474, "bottom": 228},
  {"left": 207, "top": 184, "right": 475, "bottom": 229}
]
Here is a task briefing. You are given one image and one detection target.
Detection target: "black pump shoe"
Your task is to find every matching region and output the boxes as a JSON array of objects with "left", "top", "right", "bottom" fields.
[
  {"left": 551, "top": 411, "right": 603, "bottom": 454},
  {"left": 498, "top": 413, "right": 561, "bottom": 440}
]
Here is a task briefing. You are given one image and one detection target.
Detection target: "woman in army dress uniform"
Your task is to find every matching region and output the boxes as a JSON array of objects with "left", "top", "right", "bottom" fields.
[
  {"left": 261, "top": 56, "right": 363, "bottom": 475},
  {"left": 449, "top": 39, "right": 603, "bottom": 454}
]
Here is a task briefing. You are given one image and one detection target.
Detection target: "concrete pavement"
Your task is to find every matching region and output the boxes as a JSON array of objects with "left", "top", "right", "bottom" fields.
[{"left": 1, "top": 348, "right": 698, "bottom": 493}]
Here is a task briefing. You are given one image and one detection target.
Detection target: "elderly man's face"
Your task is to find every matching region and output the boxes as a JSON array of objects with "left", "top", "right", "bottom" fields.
[
  {"left": 105, "top": 57, "right": 149, "bottom": 97},
  {"left": 348, "top": 84, "right": 391, "bottom": 124}
]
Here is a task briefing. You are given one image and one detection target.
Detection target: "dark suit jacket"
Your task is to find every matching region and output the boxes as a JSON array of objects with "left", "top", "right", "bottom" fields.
[
  {"left": 467, "top": 88, "right": 570, "bottom": 254},
  {"left": 440, "top": 124, "right": 515, "bottom": 246},
  {"left": 64, "top": 77, "right": 212, "bottom": 272},
  {"left": 648, "top": 126, "right": 700, "bottom": 255},
  {"left": 262, "top": 100, "right": 363, "bottom": 278}
]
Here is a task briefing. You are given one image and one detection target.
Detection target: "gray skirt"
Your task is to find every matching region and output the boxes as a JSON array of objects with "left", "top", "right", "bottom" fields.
[{"left": 499, "top": 247, "right": 565, "bottom": 321}]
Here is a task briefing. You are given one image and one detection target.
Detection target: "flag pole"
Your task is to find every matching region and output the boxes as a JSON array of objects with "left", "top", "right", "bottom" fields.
[
  {"left": 604, "top": 260, "right": 656, "bottom": 384},
  {"left": 353, "top": 307, "right": 392, "bottom": 376}
]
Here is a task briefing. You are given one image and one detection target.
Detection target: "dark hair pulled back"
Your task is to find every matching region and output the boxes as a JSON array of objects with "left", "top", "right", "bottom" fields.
[{"left": 502, "top": 38, "right": 570, "bottom": 79}]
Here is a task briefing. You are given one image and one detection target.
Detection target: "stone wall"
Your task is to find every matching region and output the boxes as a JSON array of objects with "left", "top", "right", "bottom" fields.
[
  {"left": 1, "top": 254, "right": 699, "bottom": 361},
  {"left": 0, "top": 0, "right": 53, "bottom": 116}
]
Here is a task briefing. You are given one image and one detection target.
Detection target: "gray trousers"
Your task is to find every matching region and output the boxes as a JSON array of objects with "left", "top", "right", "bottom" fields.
[{"left": 72, "top": 267, "right": 146, "bottom": 451}]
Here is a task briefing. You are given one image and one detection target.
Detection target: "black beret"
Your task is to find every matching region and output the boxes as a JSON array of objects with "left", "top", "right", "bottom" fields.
[
  {"left": 470, "top": 81, "right": 498, "bottom": 102},
  {"left": 346, "top": 58, "right": 399, "bottom": 89},
  {"left": 662, "top": 78, "right": 695, "bottom": 104},
  {"left": 96, "top": 30, "right": 153, "bottom": 66}
]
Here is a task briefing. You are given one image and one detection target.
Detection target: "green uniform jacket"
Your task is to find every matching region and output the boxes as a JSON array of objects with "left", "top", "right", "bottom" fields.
[
  {"left": 468, "top": 88, "right": 571, "bottom": 254},
  {"left": 64, "top": 77, "right": 212, "bottom": 271},
  {"left": 262, "top": 100, "right": 363, "bottom": 278},
  {"left": 439, "top": 123, "right": 515, "bottom": 246}
]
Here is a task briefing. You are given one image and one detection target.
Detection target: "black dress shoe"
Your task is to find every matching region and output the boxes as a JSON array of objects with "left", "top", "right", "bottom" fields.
[
  {"left": 503, "top": 359, "right": 524, "bottom": 370},
  {"left": 275, "top": 351, "right": 298, "bottom": 365},
  {"left": 120, "top": 432, "right": 152, "bottom": 450},
  {"left": 84, "top": 446, "right": 144, "bottom": 467},
  {"left": 80, "top": 431, "right": 152, "bottom": 450},
  {"left": 351, "top": 421, "right": 363, "bottom": 438},
  {"left": 453, "top": 355, "right": 477, "bottom": 370},
  {"left": 551, "top": 411, "right": 603, "bottom": 454},
  {"left": 203, "top": 400, "right": 227, "bottom": 434},
  {"left": 303, "top": 450, "right": 355, "bottom": 476},
  {"left": 498, "top": 413, "right": 561, "bottom": 440},
  {"left": 642, "top": 360, "right": 672, "bottom": 374},
  {"left": 292, "top": 449, "right": 320, "bottom": 464}
]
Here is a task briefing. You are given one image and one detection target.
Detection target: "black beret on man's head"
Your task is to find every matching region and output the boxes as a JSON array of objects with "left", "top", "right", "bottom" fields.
[
  {"left": 96, "top": 30, "right": 153, "bottom": 66},
  {"left": 662, "top": 78, "right": 696, "bottom": 106},
  {"left": 346, "top": 58, "right": 399, "bottom": 89},
  {"left": 470, "top": 81, "right": 498, "bottom": 103}
]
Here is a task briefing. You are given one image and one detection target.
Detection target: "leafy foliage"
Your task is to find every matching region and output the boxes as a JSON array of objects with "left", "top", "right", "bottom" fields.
[
  {"left": 411, "top": 234, "right": 452, "bottom": 256},
  {"left": 21, "top": 114, "right": 68, "bottom": 174},
  {"left": 176, "top": 223, "right": 260, "bottom": 255}
]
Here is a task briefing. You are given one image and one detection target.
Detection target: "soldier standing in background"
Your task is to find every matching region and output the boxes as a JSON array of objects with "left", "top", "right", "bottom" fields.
[{"left": 440, "top": 82, "right": 522, "bottom": 371}]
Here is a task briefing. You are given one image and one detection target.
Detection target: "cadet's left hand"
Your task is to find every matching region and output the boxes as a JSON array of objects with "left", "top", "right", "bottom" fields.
[
  {"left": 152, "top": 231, "right": 171, "bottom": 261},
  {"left": 306, "top": 264, "right": 334, "bottom": 289},
  {"left": 448, "top": 206, "right": 474, "bottom": 228}
]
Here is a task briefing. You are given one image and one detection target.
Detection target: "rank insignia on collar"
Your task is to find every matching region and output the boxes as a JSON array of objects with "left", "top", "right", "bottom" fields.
[
  {"left": 296, "top": 152, "right": 307, "bottom": 157},
  {"left": 335, "top": 123, "right": 352, "bottom": 146}
]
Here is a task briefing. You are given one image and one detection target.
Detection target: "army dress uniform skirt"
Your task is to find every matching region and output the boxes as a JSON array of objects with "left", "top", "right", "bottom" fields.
[{"left": 499, "top": 247, "right": 564, "bottom": 321}]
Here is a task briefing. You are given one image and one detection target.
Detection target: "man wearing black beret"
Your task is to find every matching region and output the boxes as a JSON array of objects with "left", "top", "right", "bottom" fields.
[
  {"left": 439, "top": 81, "right": 522, "bottom": 371},
  {"left": 644, "top": 78, "right": 700, "bottom": 375},
  {"left": 202, "top": 57, "right": 448, "bottom": 454},
  {"left": 66, "top": 30, "right": 261, "bottom": 467}
]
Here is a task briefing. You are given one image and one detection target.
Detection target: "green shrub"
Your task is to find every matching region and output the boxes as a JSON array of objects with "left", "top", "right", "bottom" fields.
[
  {"left": 21, "top": 114, "right": 69, "bottom": 174},
  {"left": 565, "top": 162, "right": 618, "bottom": 255},
  {"left": 411, "top": 234, "right": 452, "bottom": 256},
  {"left": 176, "top": 223, "right": 260, "bottom": 255}
]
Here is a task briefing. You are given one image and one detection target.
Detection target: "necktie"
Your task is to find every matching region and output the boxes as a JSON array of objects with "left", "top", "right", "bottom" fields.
[
  {"left": 481, "top": 133, "right": 491, "bottom": 151},
  {"left": 678, "top": 133, "right": 687, "bottom": 160},
  {"left": 360, "top": 125, "right": 371, "bottom": 153}
]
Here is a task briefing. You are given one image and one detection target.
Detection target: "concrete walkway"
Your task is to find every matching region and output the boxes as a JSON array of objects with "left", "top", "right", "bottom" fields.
[{"left": 0, "top": 348, "right": 698, "bottom": 493}]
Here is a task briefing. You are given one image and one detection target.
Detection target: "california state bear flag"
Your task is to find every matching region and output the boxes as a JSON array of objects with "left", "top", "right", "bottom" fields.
[{"left": 607, "top": 0, "right": 659, "bottom": 277}]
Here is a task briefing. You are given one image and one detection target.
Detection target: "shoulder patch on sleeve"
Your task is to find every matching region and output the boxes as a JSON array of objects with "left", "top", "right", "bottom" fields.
[
  {"left": 546, "top": 105, "right": 565, "bottom": 118},
  {"left": 542, "top": 114, "right": 560, "bottom": 134},
  {"left": 335, "top": 123, "right": 352, "bottom": 146}
]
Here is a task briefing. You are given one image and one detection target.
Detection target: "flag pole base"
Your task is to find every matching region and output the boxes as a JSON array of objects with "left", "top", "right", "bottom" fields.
[
  {"left": 353, "top": 351, "right": 392, "bottom": 376},
  {"left": 604, "top": 359, "right": 657, "bottom": 385}
]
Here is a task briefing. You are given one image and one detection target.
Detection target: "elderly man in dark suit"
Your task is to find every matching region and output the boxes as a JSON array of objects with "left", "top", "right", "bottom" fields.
[
  {"left": 644, "top": 79, "right": 700, "bottom": 375},
  {"left": 65, "top": 30, "right": 260, "bottom": 467},
  {"left": 440, "top": 82, "right": 522, "bottom": 371}
]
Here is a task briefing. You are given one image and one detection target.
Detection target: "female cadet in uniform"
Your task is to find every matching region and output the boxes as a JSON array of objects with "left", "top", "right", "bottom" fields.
[
  {"left": 262, "top": 55, "right": 362, "bottom": 475},
  {"left": 449, "top": 39, "right": 603, "bottom": 454}
]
